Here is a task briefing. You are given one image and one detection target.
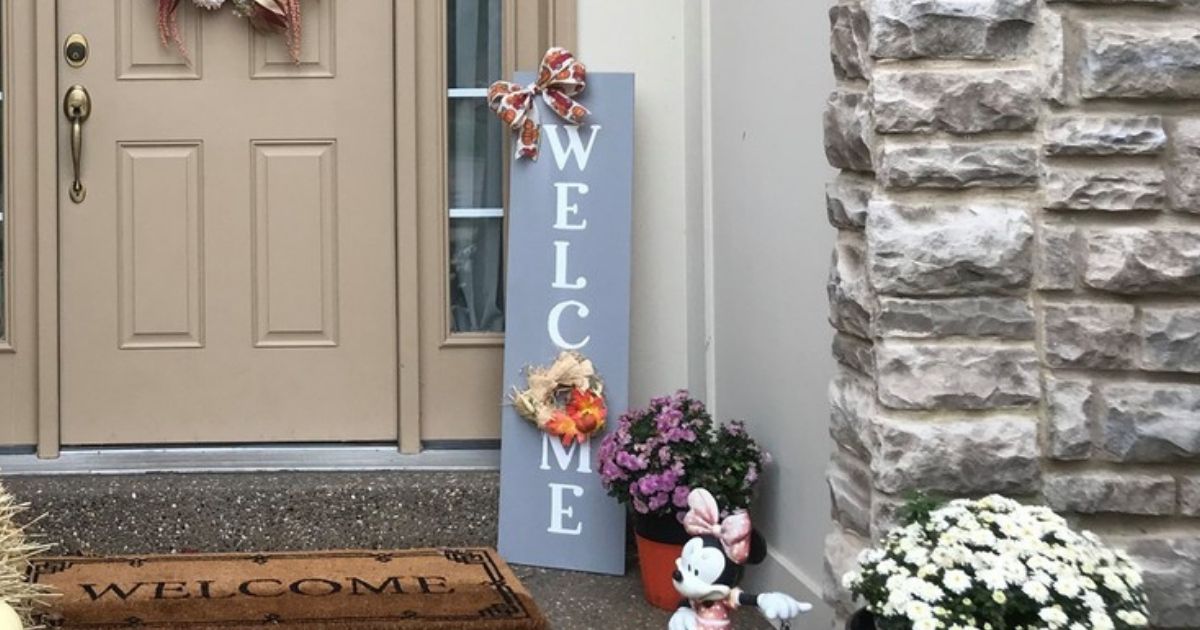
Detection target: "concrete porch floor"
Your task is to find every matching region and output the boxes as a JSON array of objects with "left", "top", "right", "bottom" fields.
[{"left": 2, "top": 471, "right": 774, "bottom": 630}]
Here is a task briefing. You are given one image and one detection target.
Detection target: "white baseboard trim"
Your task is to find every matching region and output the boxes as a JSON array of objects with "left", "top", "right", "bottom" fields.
[
  {"left": 744, "top": 547, "right": 833, "bottom": 629},
  {"left": 0, "top": 446, "right": 500, "bottom": 475}
]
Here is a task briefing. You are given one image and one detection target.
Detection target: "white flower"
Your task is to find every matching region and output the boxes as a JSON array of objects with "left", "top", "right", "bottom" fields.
[
  {"left": 1039, "top": 606, "right": 1069, "bottom": 628},
  {"left": 1103, "top": 570, "right": 1130, "bottom": 594},
  {"left": 193, "top": 0, "right": 226, "bottom": 9},
  {"left": 859, "top": 548, "right": 884, "bottom": 565},
  {"left": 841, "top": 571, "right": 859, "bottom": 590},
  {"left": 1089, "top": 610, "right": 1115, "bottom": 630},
  {"left": 847, "top": 496, "right": 1148, "bottom": 630},
  {"left": 978, "top": 569, "right": 1008, "bottom": 591},
  {"left": 943, "top": 570, "right": 971, "bottom": 595},
  {"left": 905, "top": 600, "right": 933, "bottom": 621},
  {"left": 1021, "top": 580, "right": 1050, "bottom": 603},
  {"left": 1116, "top": 610, "right": 1149, "bottom": 626},
  {"left": 1054, "top": 575, "right": 1082, "bottom": 598}
]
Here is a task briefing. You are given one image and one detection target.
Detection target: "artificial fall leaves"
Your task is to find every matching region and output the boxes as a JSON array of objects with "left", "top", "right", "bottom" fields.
[
  {"left": 510, "top": 351, "right": 608, "bottom": 446},
  {"left": 157, "top": 0, "right": 303, "bottom": 64},
  {"left": 545, "top": 389, "right": 608, "bottom": 446}
]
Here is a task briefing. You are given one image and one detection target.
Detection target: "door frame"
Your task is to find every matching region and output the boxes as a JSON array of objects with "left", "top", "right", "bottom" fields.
[{"left": 24, "top": 0, "right": 575, "bottom": 459}]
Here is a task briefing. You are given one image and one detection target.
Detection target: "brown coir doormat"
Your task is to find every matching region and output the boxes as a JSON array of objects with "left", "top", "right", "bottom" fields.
[{"left": 29, "top": 549, "right": 547, "bottom": 630}]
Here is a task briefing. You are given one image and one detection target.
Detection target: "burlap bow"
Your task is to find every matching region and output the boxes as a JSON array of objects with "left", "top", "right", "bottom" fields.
[
  {"left": 682, "top": 489, "right": 753, "bottom": 565},
  {"left": 488, "top": 47, "right": 589, "bottom": 160}
]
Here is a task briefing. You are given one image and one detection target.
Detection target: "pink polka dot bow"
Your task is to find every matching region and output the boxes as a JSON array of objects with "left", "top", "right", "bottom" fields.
[{"left": 682, "top": 489, "right": 753, "bottom": 565}]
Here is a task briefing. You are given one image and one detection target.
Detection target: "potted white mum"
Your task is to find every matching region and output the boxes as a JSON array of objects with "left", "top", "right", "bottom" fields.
[{"left": 842, "top": 495, "right": 1151, "bottom": 630}]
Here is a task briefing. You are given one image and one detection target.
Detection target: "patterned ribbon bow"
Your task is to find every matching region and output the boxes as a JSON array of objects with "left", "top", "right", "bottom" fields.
[
  {"left": 682, "top": 489, "right": 753, "bottom": 565},
  {"left": 488, "top": 47, "right": 589, "bottom": 160}
]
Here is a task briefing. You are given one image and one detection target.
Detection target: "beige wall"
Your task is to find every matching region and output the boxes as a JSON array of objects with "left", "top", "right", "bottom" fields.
[
  {"left": 578, "top": 0, "right": 836, "bottom": 620},
  {"left": 576, "top": 0, "right": 709, "bottom": 405},
  {"left": 707, "top": 0, "right": 835, "bottom": 619}
]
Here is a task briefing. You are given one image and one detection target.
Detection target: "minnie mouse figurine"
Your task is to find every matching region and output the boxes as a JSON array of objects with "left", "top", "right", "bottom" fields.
[{"left": 668, "top": 489, "right": 812, "bottom": 630}]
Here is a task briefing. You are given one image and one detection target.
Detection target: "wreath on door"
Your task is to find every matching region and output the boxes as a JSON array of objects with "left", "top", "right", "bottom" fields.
[{"left": 157, "top": 0, "right": 304, "bottom": 64}]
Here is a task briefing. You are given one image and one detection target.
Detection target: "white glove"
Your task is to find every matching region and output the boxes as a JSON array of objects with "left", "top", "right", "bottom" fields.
[
  {"left": 756, "top": 592, "right": 813, "bottom": 621},
  {"left": 668, "top": 607, "right": 699, "bottom": 630}
]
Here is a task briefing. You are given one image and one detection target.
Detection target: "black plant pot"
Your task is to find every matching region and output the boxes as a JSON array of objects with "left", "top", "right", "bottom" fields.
[
  {"left": 632, "top": 511, "right": 690, "bottom": 545},
  {"left": 846, "top": 609, "right": 876, "bottom": 630}
]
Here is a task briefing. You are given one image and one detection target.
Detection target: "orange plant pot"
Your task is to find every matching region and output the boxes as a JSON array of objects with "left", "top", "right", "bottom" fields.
[
  {"left": 635, "top": 533, "right": 685, "bottom": 611},
  {"left": 633, "top": 513, "right": 691, "bottom": 611}
]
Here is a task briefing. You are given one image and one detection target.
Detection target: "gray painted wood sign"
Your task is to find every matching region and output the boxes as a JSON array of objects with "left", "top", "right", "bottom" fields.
[{"left": 497, "top": 72, "right": 634, "bottom": 575}]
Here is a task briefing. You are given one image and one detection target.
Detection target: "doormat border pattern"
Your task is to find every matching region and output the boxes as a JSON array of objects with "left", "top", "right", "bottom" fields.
[{"left": 29, "top": 549, "right": 541, "bottom": 629}]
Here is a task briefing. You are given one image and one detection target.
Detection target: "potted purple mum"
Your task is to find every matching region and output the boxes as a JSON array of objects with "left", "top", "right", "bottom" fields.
[{"left": 598, "top": 390, "right": 770, "bottom": 610}]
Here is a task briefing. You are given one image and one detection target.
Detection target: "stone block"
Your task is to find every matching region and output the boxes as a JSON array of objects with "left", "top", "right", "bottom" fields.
[
  {"left": 828, "top": 450, "right": 872, "bottom": 536},
  {"left": 1084, "top": 229, "right": 1200, "bottom": 294},
  {"left": 1082, "top": 23, "right": 1200, "bottom": 100},
  {"left": 1043, "top": 166, "right": 1167, "bottom": 211},
  {"left": 832, "top": 332, "right": 874, "bottom": 376},
  {"left": 1044, "top": 115, "right": 1167, "bottom": 156},
  {"left": 869, "top": 491, "right": 905, "bottom": 541},
  {"left": 879, "top": 144, "right": 1039, "bottom": 189},
  {"left": 1042, "top": 302, "right": 1138, "bottom": 369},
  {"left": 875, "top": 296, "right": 1034, "bottom": 339},
  {"left": 868, "top": 0, "right": 1036, "bottom": 60},
  {"left": 1141, "top": 307, "right": 1200, "bottom": 373},
  {"left": 829, "top": 367, "right": 876, "bottom": 459},
  {"left": 1047, "top": 0, "right": 1177, "bottom": 3},
  {"left": 1043, "top": 471, "right": 1176, "bottom": 516},
  {"left": 1040, "top": 9, "right": 1067, "bottom": 105},
  {"left": 872, "top": 69, "right": 1039, "bottom": 134},
  {"left": 826, "top": 174, "right": 872, "bottom": 230},
  {"left": 825, "top": 90, "right": 873, "bottom": 172},
  {"left": 1120, "top": 536, "right": 1200, "bottom": 628},
  {"left": 830, "top": 5, "right": 870, "bottom": 81},
  {"left": 1169, "top": 119, "right": 1200, "bottom": 212},
  {"left": 870, "top": 414, "right": 1040, "bottom": 494},
  {"left": 1045, "top": 376, "right": 1095, "bottom": 461},
  {"left": 876, "top": 341, "right": 1040, "bottom": 410},
  {"left": 1101, "top": 383, "right": 1200, "bottom": 463},
  {"left": 866, "top": 200, "right": 1033, "bottom": 296},
  {"left": 1182, "top": 475, "right": 1200, "bottom": 517},
  {"left": 1036, "top": 223, "right": 1080, "bottom": 291},
  {"left": 828, "top": 232, "right": 872, "bottom": 338},
  {"left": 822, "top": 529, "right": 866, "bottom": 618}
]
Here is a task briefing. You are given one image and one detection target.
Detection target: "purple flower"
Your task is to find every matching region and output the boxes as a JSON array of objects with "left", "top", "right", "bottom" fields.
[
  {"left": 672, "top": 485, "right": 691, "bottom": 508},
  {"left": 598, "top": 390, "right": 765, "bottom": 519},
  {"left": 616, "top": 450, "right": 648, "bottom": 472}
]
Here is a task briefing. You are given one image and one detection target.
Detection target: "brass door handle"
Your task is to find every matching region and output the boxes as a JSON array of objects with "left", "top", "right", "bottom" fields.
[{"left": 63, "top": 85, "right": 91, "bottom": 203}]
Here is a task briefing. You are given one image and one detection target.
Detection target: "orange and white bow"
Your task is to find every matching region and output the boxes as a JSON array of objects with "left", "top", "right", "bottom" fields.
[
  {"left": 488, "top": 47, "right": 589, "bottom": 160},
  {"left": 682, "top": 489, "right": 753, "bottom": 565}
]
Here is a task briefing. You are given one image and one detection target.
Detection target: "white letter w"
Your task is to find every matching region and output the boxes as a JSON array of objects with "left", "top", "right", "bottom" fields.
[{"left": 543, "top": 124, "right": 602, "bottom": 171}]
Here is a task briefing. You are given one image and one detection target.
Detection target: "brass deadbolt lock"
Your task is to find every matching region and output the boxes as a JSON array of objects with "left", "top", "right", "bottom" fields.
[{"left": 64, "top": 34, "right": 89, "bottom": 68}]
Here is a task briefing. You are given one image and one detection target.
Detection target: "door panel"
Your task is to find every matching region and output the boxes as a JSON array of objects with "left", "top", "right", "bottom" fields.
[
  {"left": 58, "top": 0, "right": 398, "bottom": 444},
  {"left": 116, "top": 142, "right": 204, "bottom": 350}
]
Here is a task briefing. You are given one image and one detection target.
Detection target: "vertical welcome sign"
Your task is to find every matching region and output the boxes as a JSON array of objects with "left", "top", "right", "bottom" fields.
[{"left": 498, "top": 73, "right": 634, "bottom": 575}]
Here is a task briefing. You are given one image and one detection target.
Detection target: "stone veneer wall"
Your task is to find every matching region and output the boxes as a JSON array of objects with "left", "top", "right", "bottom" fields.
[{"left": 822, "top": 0, "right": 1200, "bottom": 627}]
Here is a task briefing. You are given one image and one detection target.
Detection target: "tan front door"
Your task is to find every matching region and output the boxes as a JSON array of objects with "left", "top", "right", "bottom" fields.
[{"left": 57, "top": 1, "right": 399, "bottom": 444}]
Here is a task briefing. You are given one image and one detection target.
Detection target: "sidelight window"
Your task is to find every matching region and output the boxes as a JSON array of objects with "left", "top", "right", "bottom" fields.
[{"left": 446, "top": 0, "right": 505, "bottom": 334}]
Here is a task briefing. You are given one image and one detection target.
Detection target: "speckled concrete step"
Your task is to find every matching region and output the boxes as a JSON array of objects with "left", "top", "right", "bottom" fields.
[
  {"left": 5, "top": 471, "right": 500, "bottom": 554},
  {"left": 3, "top": 471, "right": 774, "bottom": 630}
]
